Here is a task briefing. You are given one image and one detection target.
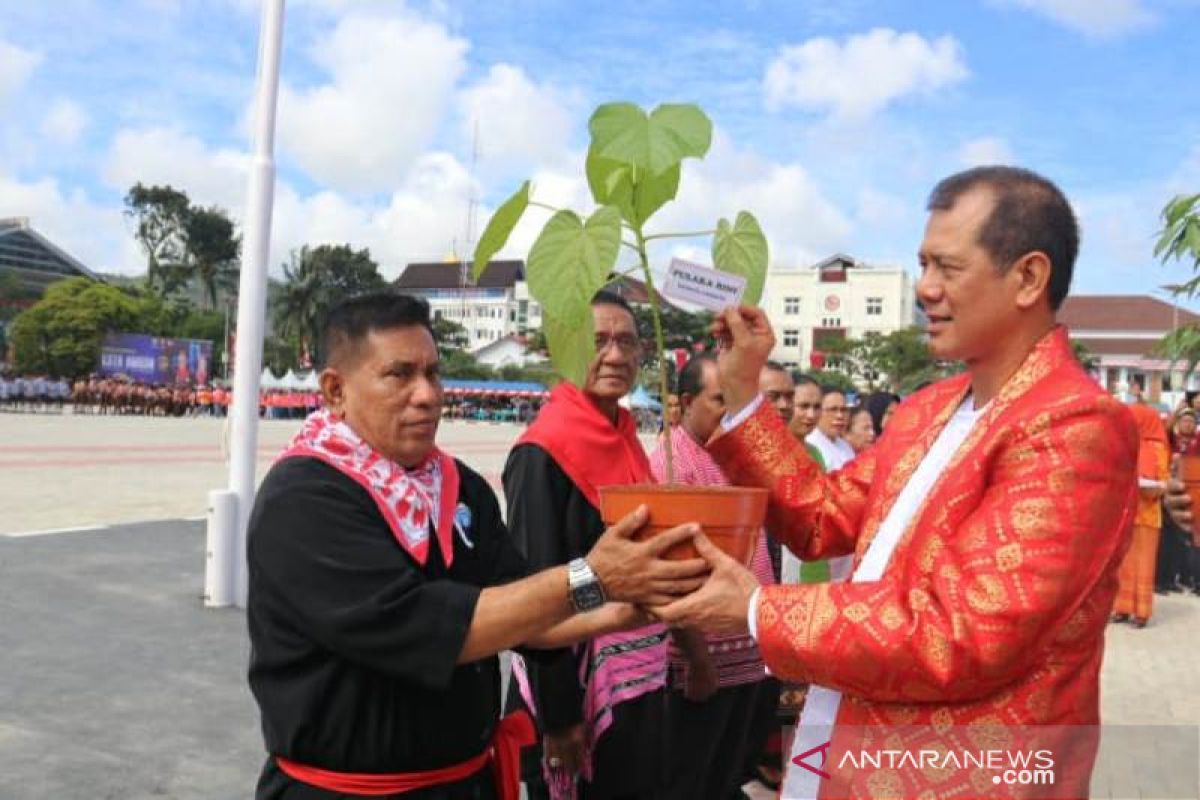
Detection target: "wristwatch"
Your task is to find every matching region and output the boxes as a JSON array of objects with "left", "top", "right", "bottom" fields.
[{"left": 567, "top": 557, "right": 606, "bottom": 613}]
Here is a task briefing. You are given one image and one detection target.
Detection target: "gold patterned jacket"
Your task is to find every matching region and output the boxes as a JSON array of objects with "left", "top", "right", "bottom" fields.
[{"left": 709, "top": 326, "right": 1138, "bottom": 798}]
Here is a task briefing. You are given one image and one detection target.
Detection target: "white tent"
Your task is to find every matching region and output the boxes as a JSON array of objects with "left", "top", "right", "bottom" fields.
[
  {"left": 281, "top": 369, "right": 302, "bottom": 390},
  {"left": 299, "top": 370, "right": 320, "bottom": 390},
  {"left": 259, "top": 367, "right": 283, "bottom": 390}
]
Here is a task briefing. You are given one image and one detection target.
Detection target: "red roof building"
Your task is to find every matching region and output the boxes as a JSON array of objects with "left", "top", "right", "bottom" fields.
[{"left": 1060, "top": 294, "right": 1200, "bottom": 403}]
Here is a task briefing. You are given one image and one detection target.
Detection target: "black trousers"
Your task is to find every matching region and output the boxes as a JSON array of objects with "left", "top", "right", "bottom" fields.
[{"left": 662, "top": 681, "right": 764, "bottom": 800}]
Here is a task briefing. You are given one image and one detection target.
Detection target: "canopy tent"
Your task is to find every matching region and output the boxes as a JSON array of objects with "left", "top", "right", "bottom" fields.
[
  {"left": 298, "top": 370, "right": 320, "bottom": 391},
  {"left": 259, "top": 367, "right": 284, "bottom": 390},
  {"left": 626, "top": 385, "right": 661, "bottom": 410},
  {"left": 443, "top": 379, "right": 549, "bottom": 399}
]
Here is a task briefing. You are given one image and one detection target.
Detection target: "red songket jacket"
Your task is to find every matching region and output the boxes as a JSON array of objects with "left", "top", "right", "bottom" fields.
[{"left": 709, "top": 327, "right": 1139, "bottom": 799}]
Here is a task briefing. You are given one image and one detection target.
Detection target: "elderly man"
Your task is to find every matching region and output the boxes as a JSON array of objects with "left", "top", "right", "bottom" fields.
[
  {"left": 649, "top": 353, "right": 775, "bottom": 799},
  {"left": 656, "top": 166, "right": 1138, "bottom": 798},
  {"left": 503, "top": 290, "right": 678, "bottom": 800},
  {"left": 247, "top": 293, "right": 706, "bottom": 800}
]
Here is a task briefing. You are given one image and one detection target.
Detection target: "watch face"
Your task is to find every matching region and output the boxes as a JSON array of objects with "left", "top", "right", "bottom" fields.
[{"left": 575, "top": 582, "right": 605, "bottom": 611}]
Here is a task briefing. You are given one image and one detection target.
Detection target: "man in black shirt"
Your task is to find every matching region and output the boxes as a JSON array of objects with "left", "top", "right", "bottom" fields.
[{"left": 247, "top": 293, "right": 707, "bottom": 800}]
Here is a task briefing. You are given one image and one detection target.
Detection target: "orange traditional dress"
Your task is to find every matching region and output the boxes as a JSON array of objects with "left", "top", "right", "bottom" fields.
[
  {"left": 709, "top": 328, "right": 1138, "bottom": 799},
  {"left": 1112, "top": 403, "right": 1170, "bottom": 623}
]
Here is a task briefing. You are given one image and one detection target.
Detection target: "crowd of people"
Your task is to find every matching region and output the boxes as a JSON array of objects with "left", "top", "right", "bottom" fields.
[{"left": 238, "top": 165, "right": 1195, "bottom": 800}]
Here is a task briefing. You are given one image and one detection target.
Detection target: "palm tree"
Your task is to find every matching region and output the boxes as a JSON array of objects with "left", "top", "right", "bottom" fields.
[{"left": 273, "top": 247, "right": 327, "bottom": 364}]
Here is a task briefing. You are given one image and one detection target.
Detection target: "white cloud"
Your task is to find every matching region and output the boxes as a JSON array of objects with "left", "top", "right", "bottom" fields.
[
  {"left": 957, "top": 136, "right": 1015, "bottom": 166},
  {"left": 992, "top": 0, "right": 1156, "bottom": 38},
  {"left": 0, "top": 172, "right": 138, "bottom": 275},
  {"left": 277, "top": 11, "right": 468, "bottom": 193},
  {"left": 41, "top": 99, "right": 90, "bottom": 145},
  {"left": 764, "top": 28, "right": 969, "bottom": 120},
  {"left": 0, "top": 40, "right": 42, "bottom": 104},
  {"left": 651, "top": 130, "right": 853, "bottom": 270},
  {"left": 102, "top": 127, "right": 249, "bottom": 212},
  {"left": 456, "top": 64, "right": 580, "bottom": 173}
]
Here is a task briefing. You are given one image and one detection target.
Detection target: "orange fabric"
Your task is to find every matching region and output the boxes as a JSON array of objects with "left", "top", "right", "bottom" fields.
[
  {"left": 709, "top": 327, "right": 1139, "bottom": 799},
  {"left": 275, "top": 710, "right": 535, "bottom": 798},
  {"left": 1113, "top": 524, "right": 1160, "bottom": 621},
  {"left": 1128, "top": 403, "right": 1170, "bottom": 527}
]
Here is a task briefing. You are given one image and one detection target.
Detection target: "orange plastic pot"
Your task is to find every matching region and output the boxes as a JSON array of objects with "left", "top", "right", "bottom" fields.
[{"left": 598, "top": 484, "right": 768, "bottom": 565}]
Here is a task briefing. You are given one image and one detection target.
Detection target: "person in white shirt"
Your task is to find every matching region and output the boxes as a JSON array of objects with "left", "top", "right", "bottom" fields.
[{"left": 804, "top": 388, "right": 854, "bottom": 470}]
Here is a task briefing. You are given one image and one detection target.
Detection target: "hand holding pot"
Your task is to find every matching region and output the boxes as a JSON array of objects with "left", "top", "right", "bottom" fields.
[
  {"left": 649, "top": 532, "right": 760, "bottom": 635},
  {"left": 586, "top": 505, "right": 709, "bottom": 606},
  {"left": 713, "top": 306, "right": 776, "bottom": 417}
]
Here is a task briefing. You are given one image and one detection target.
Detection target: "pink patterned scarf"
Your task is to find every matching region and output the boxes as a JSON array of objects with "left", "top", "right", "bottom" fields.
[{"left": 278, "top": 408, "right": 460, "bottom": 568}]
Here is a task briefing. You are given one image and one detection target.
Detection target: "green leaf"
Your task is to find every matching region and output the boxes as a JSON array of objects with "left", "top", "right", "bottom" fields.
[
  {"left": 543, "top": 312, "right": 595, "bottom": 388},
  {"left": 588, "top": 102, "right": 712, "bottom": 176},
  {"left": 472, "top": 180, "right": 530, "bottom": 281},
  {"left": 526, "top": 206, "right": 623, "bottom": 325},
  {"left": 712, "top": 211, "right": 769, "bottom": 306},
  {"left": 586, "top": 150, "right": 681, "bottom": 227}
]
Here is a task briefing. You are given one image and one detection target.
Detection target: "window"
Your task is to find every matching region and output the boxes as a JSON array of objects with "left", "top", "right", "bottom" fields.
[
  {"left": 782, "top": 329, "right": 800, "bottom": 347},
  {"left": 866, "top": 297, "right": 883, "bottom": 315},
  {"left": 784, "top": 297, "right": 801, "bottom": 315},
  {"left": 821, "top": 317, "right": 842, "bottom": 328}
]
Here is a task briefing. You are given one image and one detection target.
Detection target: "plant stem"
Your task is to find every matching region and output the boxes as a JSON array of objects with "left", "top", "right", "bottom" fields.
[
  {"left": 634, "top": 226, "right": 674, "bottom": 484},
  {"left": 528, "top": 200, "right": 563, "bottom": 214},
  {"left": 641, "top": 229, "right": 716, "bottom": 243}
]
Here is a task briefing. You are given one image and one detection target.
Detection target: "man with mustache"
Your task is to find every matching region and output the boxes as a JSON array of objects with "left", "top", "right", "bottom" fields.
[
  {"left": 655, "top": 166, "right": 1139, "bottom": 799},
  {"left": 247, "top": 292, "right": 705, "bottom": 800}
]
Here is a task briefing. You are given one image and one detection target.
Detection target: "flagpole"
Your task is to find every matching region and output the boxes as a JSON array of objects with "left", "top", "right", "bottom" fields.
[{"left": 206, "top": 0, "right": 285, "bottom": 609}]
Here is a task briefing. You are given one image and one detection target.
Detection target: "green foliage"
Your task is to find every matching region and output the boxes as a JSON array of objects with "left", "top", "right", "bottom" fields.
[
  {"left": 807, "top": 369, "right": 858, "bottom": 395},
  {"left": 124, "top": 183, "right": 191, "bottom": 293},
  {"left": 440, "top": 348, "right": 493, "bottom": 380},
  {"left": 472, "top": 100, "right": 767, "bottom": 394},
  {"left": 431, "top": 315, "right": 469, "bottom": 353},
  {"left": 10, "top": 278, "right": 161, "bottom": 376},
  {"left": 272, "top": 244, "right": 385, "bottom": 365},
  {"left": 183, "top": 205, "right": 240, "bottom": 309},
  {"left": 473, "top": 181, "right": 529, "bottom": 281},
  {"left": 1071, "top": 340, "right": 1098, "bottom": 372},
  {"left": 821, "top": 326, "right": 957, "bottom": 394},
  {"left": 1156, "top": 193, "right": 1200, "bottom": 379},
  {"left": 712, "top": 212, "right": 768, "bottom": 306}
]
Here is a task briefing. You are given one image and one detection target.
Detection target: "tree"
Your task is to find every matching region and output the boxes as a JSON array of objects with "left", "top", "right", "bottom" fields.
[
  {"left": 9, "top": 278, "right": 169, "bottom": 376},
  {"left": 432, "top": 316, "right": 469, "bottom": 352},
  {"left": 1156, "top": 193, "right": 1200, "bottom": 377},
  {"left": 124, "top": 183, "right": 190, "bottom": 294},
  {"left": 273, "top": 244, "right": 386, "bottom": 365},
  {"left": 182, "top": 205, "right": 240, "bottom": 309},
  {"left": 821, "top": 326, "right": 956, "bottom": 394}
]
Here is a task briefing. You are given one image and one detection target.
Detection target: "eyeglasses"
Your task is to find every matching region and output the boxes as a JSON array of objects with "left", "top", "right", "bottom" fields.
[{"left": 594, "top": 334, "right": 640, "bottom": 354}]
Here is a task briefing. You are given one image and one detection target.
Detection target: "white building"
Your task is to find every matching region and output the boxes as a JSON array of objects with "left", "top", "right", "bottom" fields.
[
  {"left": 763, "top": 254, "right": 921, "bottom": 369},
  {"left": 395, "top": 260, "right": 544, "bottom": 352}
]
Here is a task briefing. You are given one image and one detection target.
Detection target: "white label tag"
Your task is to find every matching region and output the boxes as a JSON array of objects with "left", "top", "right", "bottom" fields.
[{"left": 660, "top": 258, "right": 746, "bottom": 311}]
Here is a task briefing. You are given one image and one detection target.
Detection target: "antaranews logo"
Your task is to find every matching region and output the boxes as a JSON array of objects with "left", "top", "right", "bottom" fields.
[{"left": 793, "top": 741, "right": 1055, "bottom": 787}]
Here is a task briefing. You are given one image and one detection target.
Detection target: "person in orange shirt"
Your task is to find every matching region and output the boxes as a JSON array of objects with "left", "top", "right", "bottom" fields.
[{"left": 1111, "top": 378, "right": 1170, "bottom": 627}]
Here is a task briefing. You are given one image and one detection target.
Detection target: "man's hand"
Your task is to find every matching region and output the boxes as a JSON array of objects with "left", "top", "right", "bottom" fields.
[
  {"left": 544, "top": 723, "right": 586, "bottom": 775},
  {"left": 586, "top": 505, "right": 709, "bottom": 606},
  {"left": 1165, "top": 456, "right": 1193, "bottom": 531},
  {"left": 713, "top": 306, "right": 776, "bottom": 418},
  {"left": 650, "top": 533, "right": 760, "bottom": 635}
]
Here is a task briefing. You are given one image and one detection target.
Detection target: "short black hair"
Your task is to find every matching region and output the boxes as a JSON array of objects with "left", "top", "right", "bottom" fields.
[
  {"left": 927, "top": 166, "right": 1078, "bottom": 311},
  {"left": 320, "top": 292, "right": 433, "bottom": 369},
  {"left": 676, "top": 352, "right": 717, "bottom": 398},
  {"left": 763, "top": 360, "right": 789, "bottom": 375},
  {"left": 793, "top": 373, "right": 822, "bottom": 392},
  {"left": 591, "top": 288, "right": 636, "bottom": 320},
  {"left": 820, "top": 385, "right": 845, "bottom": 398}
]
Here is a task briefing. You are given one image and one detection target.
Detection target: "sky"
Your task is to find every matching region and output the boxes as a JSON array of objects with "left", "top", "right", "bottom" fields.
[{"left": 2, "top": 0, "right": 1199, "bottom": 306}]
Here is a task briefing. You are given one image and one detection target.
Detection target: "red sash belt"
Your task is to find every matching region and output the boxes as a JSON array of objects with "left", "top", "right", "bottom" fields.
[{"left": 275, "top": 710, "right": 535, "bottom": 799}]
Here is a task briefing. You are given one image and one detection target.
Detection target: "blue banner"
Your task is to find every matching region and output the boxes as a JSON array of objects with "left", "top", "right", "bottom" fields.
[{"left": 99, "top": 333, "right": 214, "bottom": 385}]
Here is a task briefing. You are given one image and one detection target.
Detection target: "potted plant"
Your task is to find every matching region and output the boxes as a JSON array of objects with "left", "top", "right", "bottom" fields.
[{"left": 472, "top": 101, "right": 769, "bottom": 563}]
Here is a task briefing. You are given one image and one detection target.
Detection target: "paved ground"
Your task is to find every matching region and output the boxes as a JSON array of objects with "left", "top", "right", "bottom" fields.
[{"left": 2, "top": 412, "right": 1199, "bottom": 798}]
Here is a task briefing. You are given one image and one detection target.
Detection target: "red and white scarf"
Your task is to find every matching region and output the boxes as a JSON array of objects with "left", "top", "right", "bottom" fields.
[{"left": 278, "top": 408, "right": 460, "bottom": 568}]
